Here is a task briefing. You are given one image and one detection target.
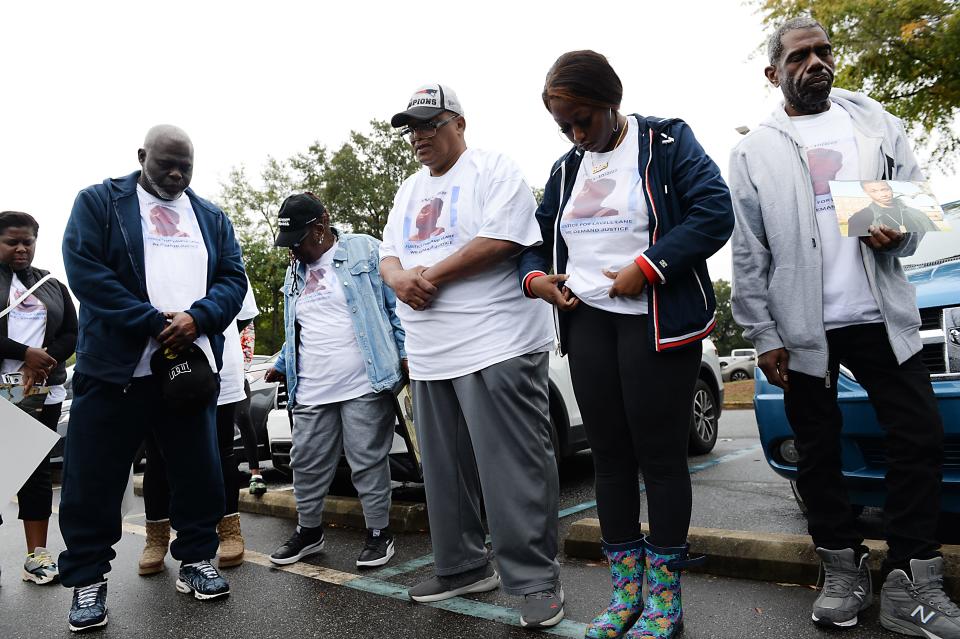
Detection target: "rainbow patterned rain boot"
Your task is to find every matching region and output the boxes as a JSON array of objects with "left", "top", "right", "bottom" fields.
[
  {"left": 585, "top": 537, "right": 645, "bottom": 639},
  {"left": 626, "top": 540, "right": 702, "bottom": 639}
]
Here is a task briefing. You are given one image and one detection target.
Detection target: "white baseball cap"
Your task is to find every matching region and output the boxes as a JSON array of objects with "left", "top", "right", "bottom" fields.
[{"left": 391, "top": 83, "right": 464, "bottom": 127}]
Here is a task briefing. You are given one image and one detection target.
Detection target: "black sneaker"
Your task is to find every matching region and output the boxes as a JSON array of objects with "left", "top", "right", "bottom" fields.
[
  {"left": 68, "top": 581, "right": 108, "bottom": 632},
  {"left": 176, "top": 560, "right": 230, "bottom": 600},
  {"left": 269, "top": 526, "right": 325, "bottom": 566},
  {"left": 356, "top": 528, "right": 396, "bottom": 568}
]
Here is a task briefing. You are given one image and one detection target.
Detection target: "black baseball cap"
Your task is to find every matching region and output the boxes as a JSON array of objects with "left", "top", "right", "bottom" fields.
[
  {"left": 150, "top": 344, "right": 218, "bottom": 414},
  {"left": 391, "top": 83, "right": 465, "bottom": 128},
  {"left": 275, "top": 193, "right": 325, "bottom": 247}
]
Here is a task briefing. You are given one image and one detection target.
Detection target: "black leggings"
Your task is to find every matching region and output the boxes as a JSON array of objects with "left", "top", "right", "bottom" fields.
[
  {"left": 566, "top": 304, "right": 700, "bottom": 546},
  {"left": 234, "top": 379, "right": 260, "bottom": 470},
  {"left": 143, "top": 402, "right": 238, "bottom": 520},
  {"left": 16, "top": 403, "right": 62, "bottom": 520}
]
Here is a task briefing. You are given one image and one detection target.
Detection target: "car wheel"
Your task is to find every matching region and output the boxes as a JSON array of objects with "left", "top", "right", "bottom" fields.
[
  {"left": 548, "top": 409, "right": 563, "bottom": 472},
  {"left": 790, "top": 480, "right": 864, "bottom": 518},
  {"left": 688, "top": 379, "right": 719, "bottom": 455},
  {"left": 731, "top": 370, "right": 749, "bottom": 381}
]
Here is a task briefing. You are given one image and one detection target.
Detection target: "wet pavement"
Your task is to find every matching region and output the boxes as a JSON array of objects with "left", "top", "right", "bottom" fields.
[{"left": 0, "top": 409, "right": 950, "bottom": 638}]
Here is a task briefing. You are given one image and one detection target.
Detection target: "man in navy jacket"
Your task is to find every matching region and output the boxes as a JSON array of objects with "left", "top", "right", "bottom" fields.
[{"left": 58, "top": 125, "right": 246, "bottom": 632}]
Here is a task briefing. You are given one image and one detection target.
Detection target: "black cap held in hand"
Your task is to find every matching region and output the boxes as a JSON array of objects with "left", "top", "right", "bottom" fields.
[{"left": 150, "top": 344, "right": 218, "bottom": 414}]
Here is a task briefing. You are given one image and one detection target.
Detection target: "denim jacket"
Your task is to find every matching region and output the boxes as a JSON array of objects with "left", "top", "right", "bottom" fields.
[{"left": 274, "top": 230, "right": 406, "bottom": 408}]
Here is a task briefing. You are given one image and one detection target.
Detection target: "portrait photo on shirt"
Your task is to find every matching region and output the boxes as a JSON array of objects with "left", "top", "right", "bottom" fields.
[
  {"left": 403, "top": 191, "right": 457, "bottom": 249},
  {"left": 829, "top": 179, "right": 951, "bottom": 237},
  {"left": 149, "top": 204, "right": 191, "bottom": 238},
  {"left": 563, "top": 178, "right": 620, "bottom": 220}
]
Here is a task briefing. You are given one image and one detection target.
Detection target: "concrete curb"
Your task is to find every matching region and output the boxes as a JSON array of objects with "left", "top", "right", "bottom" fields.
[
  {"left": 565, "top": 518, "right": 960, "bottom": 598},
  {"left": 132, "top": 476, "right": 429, "bottom": 533}
]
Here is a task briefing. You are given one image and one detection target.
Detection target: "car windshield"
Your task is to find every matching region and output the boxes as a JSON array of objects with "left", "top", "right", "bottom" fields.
[{"left": 901, "top": 200, "right": 960, "bottom": 270}]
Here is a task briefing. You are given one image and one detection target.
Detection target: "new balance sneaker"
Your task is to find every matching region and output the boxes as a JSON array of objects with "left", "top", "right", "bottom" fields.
[
  {"left": 880, "top": 557, "right": 960, "bottom": 638},
  {"left": 356, "top": 528, "right": 395, "bottom": 568},
  {"left": 176, "top": 560, "right": 230, "bottom": 600},
  {"left": 68, "top": 581, "right": 108, "bottom": 632},
  {"left": 23, "top": 547, "right": 59, "bottom": 585},
  {"left": 408, "top": 562, "right": 501, "bottom": 603},
  {"left": 520, "top": 585, "right": 565, "bottom": 629},
  {"left": 811, "top": 547, "right": 873, "bottom": 628},
  {"left": 249, "top": 475, "right": 267, "bottom": 496},
  {"left": 269, "top": 525, "right": 325, "bottom": 566}
]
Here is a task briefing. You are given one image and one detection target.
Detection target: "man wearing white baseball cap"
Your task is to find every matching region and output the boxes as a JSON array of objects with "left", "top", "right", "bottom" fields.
[{"left": 380, "top": 83, "right": 564, "bottom": 629}]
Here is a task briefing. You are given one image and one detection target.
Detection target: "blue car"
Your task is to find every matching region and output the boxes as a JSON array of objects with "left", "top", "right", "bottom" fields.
[{"left": 755, "top": 200, "right": 960, "bottom": 515}]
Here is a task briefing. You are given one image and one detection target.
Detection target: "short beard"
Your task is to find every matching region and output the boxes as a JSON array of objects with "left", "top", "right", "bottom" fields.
[
  {"left": 143, "top": 170, "right": 182, "bottom": 201},
  {"left": 782, "top": 75, "right": 832, "bottom": 115}
]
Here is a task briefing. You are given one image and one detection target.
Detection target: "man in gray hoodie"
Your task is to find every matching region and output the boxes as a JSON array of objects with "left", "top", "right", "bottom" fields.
[{"left": 729, "top": 16, "right": 959, "bottom": 638}]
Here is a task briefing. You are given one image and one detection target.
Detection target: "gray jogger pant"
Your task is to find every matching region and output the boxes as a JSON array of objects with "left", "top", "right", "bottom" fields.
[
  {"left": 290, "top": 392, "right": 395, "bottom": 529},
  {"left": 412, "top": 351, "right": 560, "bottom": 596}
]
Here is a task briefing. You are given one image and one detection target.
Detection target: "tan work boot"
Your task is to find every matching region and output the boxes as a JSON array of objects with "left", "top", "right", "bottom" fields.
[
  {"left": 217, "top": 513, "right": 245, "bottom": 568},
  {"left": 138, "top": 519, "right": 170, "bottom": 575}
]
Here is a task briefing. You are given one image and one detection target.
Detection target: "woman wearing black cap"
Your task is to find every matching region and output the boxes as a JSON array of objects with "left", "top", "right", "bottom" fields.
[
  {"left": 519, "top": 51, "right": 733, "bottom": 639},
  {"left": 265, "top": 192, "right": 407, "bottom": 569},
  {"left": 0, "top": 210, "right": 78, "bottom": 585}
]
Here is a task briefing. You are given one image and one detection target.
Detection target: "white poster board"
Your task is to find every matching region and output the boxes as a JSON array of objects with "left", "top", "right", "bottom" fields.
[{"left": 0, "top": 396, "right": 61, "bottom": 507}]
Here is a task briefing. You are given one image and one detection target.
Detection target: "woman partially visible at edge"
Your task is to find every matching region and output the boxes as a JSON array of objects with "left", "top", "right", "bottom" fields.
[
  {"left": 0, "top": 210, "right": 78, "bottom": 585},
  {"left": 519, "top": 51, "right": 734, "bottom": 639}
]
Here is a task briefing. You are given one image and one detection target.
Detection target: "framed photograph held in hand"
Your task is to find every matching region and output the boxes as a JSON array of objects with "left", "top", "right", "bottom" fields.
[{"left": 829, "top": 180, "right": 952, "bottom": 237}]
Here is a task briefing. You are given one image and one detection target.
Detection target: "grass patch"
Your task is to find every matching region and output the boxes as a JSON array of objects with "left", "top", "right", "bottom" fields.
[{"left": 723, "top": 380, "right": 754, "bottom": 405}]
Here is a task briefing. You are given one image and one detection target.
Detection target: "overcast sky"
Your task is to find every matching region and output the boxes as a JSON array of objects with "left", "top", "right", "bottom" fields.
[{"left": 2, "top": 0, "right": 957, "bottom": 286}]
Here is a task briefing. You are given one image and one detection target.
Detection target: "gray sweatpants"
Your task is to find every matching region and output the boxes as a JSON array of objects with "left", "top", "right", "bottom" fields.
[
  {"left": 412, "top": 351, "right": 560, "bottom": 596},
  {"left": 290, "top": 391, "right": 394, "bottom": 530}
]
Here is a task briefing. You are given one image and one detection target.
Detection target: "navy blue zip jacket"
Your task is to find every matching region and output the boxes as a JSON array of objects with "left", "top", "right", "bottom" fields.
[
  {"left": 518, "top": 115, "right": 734, "bottom": 353},
  {"left": 62, "top": 171, "right": 247, "bottom": 384}
]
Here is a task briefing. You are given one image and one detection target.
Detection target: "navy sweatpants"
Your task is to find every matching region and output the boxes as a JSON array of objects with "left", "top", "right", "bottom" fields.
[{"left": 58, "top": 372, "right": 224, "bottom": 587}]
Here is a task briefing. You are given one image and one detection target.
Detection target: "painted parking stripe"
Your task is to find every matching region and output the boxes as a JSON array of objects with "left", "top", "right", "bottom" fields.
[
  {"left": 369, "top": 552, "right": 436, "bottom": 579},
  {"left": 687, "top": 443, "right": 762, "bottom": 473}
]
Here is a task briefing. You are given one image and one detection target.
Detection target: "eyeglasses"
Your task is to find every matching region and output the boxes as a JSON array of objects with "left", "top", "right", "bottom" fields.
[{"left": 399, "top": 115, "right": 460, "bottom": 143}]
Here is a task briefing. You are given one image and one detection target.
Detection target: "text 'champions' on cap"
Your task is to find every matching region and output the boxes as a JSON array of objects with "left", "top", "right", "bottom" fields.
[{"left": 391, "top": 84, "right": 464, "bottom": 128}]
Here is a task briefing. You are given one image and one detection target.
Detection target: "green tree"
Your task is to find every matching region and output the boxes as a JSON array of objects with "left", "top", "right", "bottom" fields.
[
  {"left": 217, "top": 120, "right": 418, "bottom": 352},
  {"left": 757, "top": 0, "right": 960, "bottom": 166},
  {"left": 318, "top": 121, "right": 421, "bottom": 239},
  {"left": 712, "top": 279, "right": 753, "bottom": 356}
]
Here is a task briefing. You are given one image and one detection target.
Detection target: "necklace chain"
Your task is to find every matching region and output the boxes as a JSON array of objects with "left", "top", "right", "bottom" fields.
[{"left": 591, "top": 116, "right": 629, "bottom": 175}]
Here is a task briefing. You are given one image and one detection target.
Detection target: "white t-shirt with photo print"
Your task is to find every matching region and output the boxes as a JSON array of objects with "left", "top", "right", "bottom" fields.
[
  {"left": 561, "top": 115, "right": 650, "bottom": 315},
  {"left": 2, "top": 274, "right": 66, "bottom": 404},
  {"left": 218, "top": 280, "right": 260, "bottom": 406},
  {"left": 295, "top": 242, "right": 374, "bottom": 405},
  {"left": 133, "top": 184, "right": 217, "bottom": 377},
  {"left": 790, "top": 105, "right": 882, "bottom": 330},
  {"left": 380, "top": 148, "right": 553, "bottom": 381}
]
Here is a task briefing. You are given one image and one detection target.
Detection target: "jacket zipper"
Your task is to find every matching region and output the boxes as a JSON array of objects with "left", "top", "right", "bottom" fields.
[
  {"left": 112, "top": 197, "right": 149, "bottom": 299},
  {"left": 692, "top": 270, "right": 709, "bottom": 310},
  {"left": 552, "top": 162, "right": 567, "bottom": 354},
  {"left": 796, "top": 144, "right": 829, "bottom": 378},
  {"left": 643, "top": 128, "right": 661, "bottom": 349}
]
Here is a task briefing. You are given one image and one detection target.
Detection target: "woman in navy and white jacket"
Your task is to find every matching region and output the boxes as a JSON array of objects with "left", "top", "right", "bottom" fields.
[{"left": 519, "top": 50, "right": 733, "bottom": 639}]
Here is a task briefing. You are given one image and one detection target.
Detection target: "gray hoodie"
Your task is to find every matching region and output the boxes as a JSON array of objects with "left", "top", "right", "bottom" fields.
[{"left": 729, "top": 88, "right": 925, "bottom": 379}]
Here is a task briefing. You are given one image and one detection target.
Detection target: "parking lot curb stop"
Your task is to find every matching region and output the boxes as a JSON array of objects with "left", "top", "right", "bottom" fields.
[
  {"left": 564, "top": 517, "right": 959, "bottom": 598},
  {"left": 132, "top": 475, "right": 429, "bottom": 533}
]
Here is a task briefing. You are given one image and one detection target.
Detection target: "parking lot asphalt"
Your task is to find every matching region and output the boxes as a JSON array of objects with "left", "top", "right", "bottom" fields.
[{"left": 0, "top": 408, "right": 953, "bottom": 638}]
